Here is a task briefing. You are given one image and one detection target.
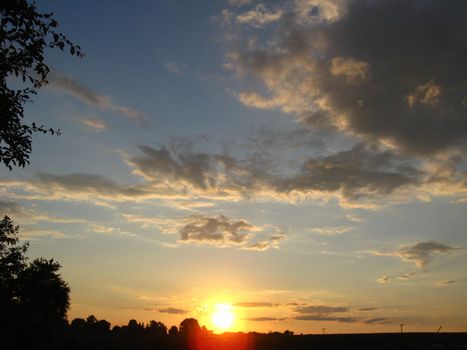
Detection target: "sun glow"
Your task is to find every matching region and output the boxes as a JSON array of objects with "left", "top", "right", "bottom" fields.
[{"left": 211, "top": 304, "right": 235, "bottom": 331}]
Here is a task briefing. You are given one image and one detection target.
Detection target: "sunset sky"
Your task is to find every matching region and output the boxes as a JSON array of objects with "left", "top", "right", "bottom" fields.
[{"left": 1, "top": 0, "right": 467, "bottom": 334}]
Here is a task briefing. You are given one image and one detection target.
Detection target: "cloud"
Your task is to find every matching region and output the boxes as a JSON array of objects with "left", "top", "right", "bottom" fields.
[
  {"left": 123, "top": 213, "right": 285, "bottom": 250},
  {"left": 163, "top": 61, "right": 186, "bottom": 75},
  {"left": 329, "top": 57, "right": 369, "bottom": 83},
  {"left": 436, "top": 280, "right": 456, "bottom": 287},
  {"left": 235, "top": 302, "right": 278, "bottom": 308},
  {"left": 397, "top": 271, "right": 417, "bottom": 280},
  {"left": 309, "top": 226, "right": 353, "bottom": 236},
  {"left": 48, "top": 71, "right": 145, "bottom": 124},
  {"left": 0, "top": 200, "right": 89, "bottom": 225},
  {"left": 226, "top": 0, "right": 467, "bottom": 157},
  {"left": 295, "top": 305, "right": 348, "bottom": 314},
  {"left": 274, "top": 143, "right": 422, "bottom": 201},
  {"left": 295, "top": 315, "right": 357, "bottom": 323},
  {"left": 394, "top": 241, "right": 457, "bottom": 267},
  {"left": 0, "top": 173, "right": 154, "bottom": 204},
  {"left": 78, "top": 117, "right": 108, "bottom": 132},
  {"left": 236, "top": 4, "right": 283, "bottom": 28},
  {"left": 88, "top": 224, "right": 135, "bottom": 237},
  {"left": 243, "top": 233, "right": 286, "bottom": 251},
  {"left": 19, "top": 227, "right": 74, "bottom": 240},
  {"left": 358, "top": 307, "right": 379, "bottom": 312},
  {"left": 407, "top": 81, "right": 442, "bottom": 108},
  {"left": 178, "top": 215, "right": 257, "bottom": 246},
  {"left": 376, "top": 275, "right": 390, "bottom": 284},
  {"left": 363, "top": 317, "right": 395, "bottom": 325},
  {"left": 242, "top": 317, "right": 286, "bottom": 321},
  {"left": 159, "top": 307, "right": 188, "bottom": 315}
]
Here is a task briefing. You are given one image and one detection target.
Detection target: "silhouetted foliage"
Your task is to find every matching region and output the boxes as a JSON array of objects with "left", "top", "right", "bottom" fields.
[
  {"left": 179, "top": 318, "right": 201, "bottom": 336},
  {"left": 0, "top": 0, "right": 83, "bottom": 169},
  {"left": 169, "top": 325, "right": 179, "bottom": 336},
  {"left": 146, "top": 320, "right": 167, "bottom": 336},
  {"left": 0, "top": 216, "right": 70, "bottom": 348}
]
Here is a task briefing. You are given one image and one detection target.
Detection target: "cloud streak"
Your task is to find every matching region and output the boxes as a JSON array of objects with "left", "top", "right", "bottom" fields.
[{"left": 48, "top": 71, "right": 145, "bottom": 124}]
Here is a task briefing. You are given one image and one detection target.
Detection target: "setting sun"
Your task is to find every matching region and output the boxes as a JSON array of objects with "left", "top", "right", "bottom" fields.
[{"left": 211, "top": 304, "right": 235, "bottom": 331}]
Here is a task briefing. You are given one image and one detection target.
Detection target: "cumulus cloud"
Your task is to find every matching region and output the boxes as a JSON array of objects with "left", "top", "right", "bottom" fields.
[
  {"left": 225, "top": 0, "right": 467, "bottom": 157},
  {"left": 178, "top": 215, "right": 257, "bottom": 246},
  {"left": 48, "top": 71, "right": 145, "bottom": 124},
  {"left": 159, "top": 307, "right": 188, "bottom": 315},
  {"left": 329, "top": 57, "right": 369, "bottom": 83},
  {"left": 236, "top": 4, "right": 283, "bottom": 27},
  {"left": 123, "top": 213, "right": 285, "bottom": 250}
]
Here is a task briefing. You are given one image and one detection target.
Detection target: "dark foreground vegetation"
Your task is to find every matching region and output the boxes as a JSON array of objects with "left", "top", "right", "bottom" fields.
[{"left": 14, "top": 321, "right": 467, "bottom": 350}]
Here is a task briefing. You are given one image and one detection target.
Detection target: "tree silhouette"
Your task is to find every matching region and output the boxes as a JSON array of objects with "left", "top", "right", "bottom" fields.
[
  {"left": 146, "top": 320, "right": 168, "bottom": 336},
  {"left": 179, "top": 318, "right": 201, "bottom": 336},
  {"left": 0, "top": 0, "right": 83, "bottom": 169},
  {"left": 0, "top": 216, "right": 70, "bottom": 348},
  {"left": 168, "top": 325, "right": 179, "bottom": 336}
]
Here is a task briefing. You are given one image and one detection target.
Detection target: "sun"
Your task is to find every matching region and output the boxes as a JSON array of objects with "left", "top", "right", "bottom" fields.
[{"left": 211, "top": 303, "right": 235, "bottom": 331}]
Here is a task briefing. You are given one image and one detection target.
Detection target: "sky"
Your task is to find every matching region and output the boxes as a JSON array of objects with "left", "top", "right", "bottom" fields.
[{"left": 1, "top": 0, "right": 467, "bottom": 334}]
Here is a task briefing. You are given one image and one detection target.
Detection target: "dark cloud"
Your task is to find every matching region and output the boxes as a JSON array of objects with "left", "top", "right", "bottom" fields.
[
  {"left": 128, "top": 146, "right": 234, "bottom": 191},
  {"left": 395, "top": 241, "right": 457, "bottom": 267},
  {"left": 235, "top": 302, "right": 278, "bottom": 308},
  {"left": 274, "top": 141, "right": 422, "bottom": 201},
  {"left": 158, "top": 307, "right": 188, "bottom": 315},
  {"left": 178, "top": 215, "right": 254, "bottom": 246},
  {"left": 363, "top": 317, "right": 395, "bottom": 325},
  {"left": 228, "top": 0, "right": 467, "bottom": 156},
  {"left": 242, "top": 317, "right": 286, "bottom": 322},
  {"left": 295, "top": 315, "right": 357, "bottom": 323},
  {"left": 295, "top": 305, "right": 348, "bottom": 314},
  {"left": 358, "top": 307, "right": 379, "bottom": 312}
]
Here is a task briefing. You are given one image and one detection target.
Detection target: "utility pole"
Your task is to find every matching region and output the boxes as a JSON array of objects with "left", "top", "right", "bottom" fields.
[
  {"left": 322, "top": 328, "right": 326, "bottom": 335},
  {"left": 400, "top": 323, "right": 404, "bottom": 334}
]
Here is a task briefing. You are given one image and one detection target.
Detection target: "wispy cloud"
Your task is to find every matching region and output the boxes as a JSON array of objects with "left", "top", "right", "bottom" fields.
[
  {"left": 376, "top": 275, "right": 391, "bottom": 284},
  {"left": 295, "top": 315, "right": 358, "bottom": 323},
  {"left": 309, "top": 226, "right": 353, "bottom": 236},
  {"left": 159, "top": 307, "right": 188, "bottom": 315},
  {"left": 48, "top": 71, "right": 145, "bottom": 124},
  {"left": 243, "top": 317, "right": 286, "bottom": 322},
  {"left": 295, "top": 305, "right": 348, "bottom": 314},
  {"left": 234, "top": 302, "right": 279, "bottom": 308},
  {"left": 162, "top": 60, "right": 186, "bottom": 75},
  {"left": 78, "top": 117, "right": 108, "bottom": 132}
]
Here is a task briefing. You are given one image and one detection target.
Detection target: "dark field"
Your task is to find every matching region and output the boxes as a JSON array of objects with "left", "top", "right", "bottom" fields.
[{"left": 59, "top": 332, "right": 467, "bottom": 350}]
